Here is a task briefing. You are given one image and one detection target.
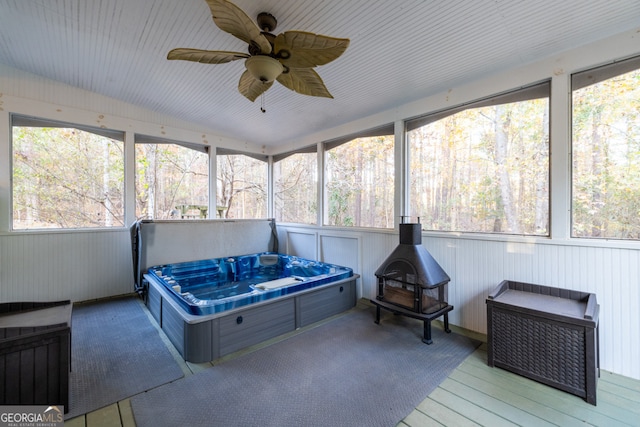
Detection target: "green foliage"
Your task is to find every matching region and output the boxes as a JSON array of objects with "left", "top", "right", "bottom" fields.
[
  {"left": 572, "top": 69, "right": 640, "bottom": 239},
  {"left": 13, "top": 68, "right": 638, "bottom": 238},
  {"left": 408, "top": 97, "right": 549, "bottom": 235},
  {"left": 216, "top": 154, "right": 267, "bottom": 219},
  {"left": 324, "top": 135, "right": 394, "bottom": 228},
  {"left": 13, "top": 126, "right": 125, "bottom": 229},
  {"left": 135, "top": 144, "right": 208, "bottom": 220},
  {"left": 273, "top": 152, "right": 317, "bottom": 224}
]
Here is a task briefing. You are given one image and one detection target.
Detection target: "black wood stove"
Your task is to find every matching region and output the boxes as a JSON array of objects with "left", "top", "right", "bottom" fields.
[{"left": 371, "top": 222, "right": 454, "bottom": 344}]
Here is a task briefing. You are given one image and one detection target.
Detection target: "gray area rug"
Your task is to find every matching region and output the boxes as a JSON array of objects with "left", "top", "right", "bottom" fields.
[
  {"left": 131, "top": 306, "right": 480, "bottom": 427},
  {"left": 66, "top": 296, "right": 184, "bottom": 419}
]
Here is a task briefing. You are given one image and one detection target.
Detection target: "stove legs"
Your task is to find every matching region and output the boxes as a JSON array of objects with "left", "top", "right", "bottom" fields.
[
  {"left": 422, "top": 313, "right": 451, "bottom": 344},
  {"left": 422, "top": 320, "right": 433, "bottom": 344},
  {"left": 372, "top": 300, "right": 454, "bottom": 344},
  {"left": 444, "top": 312, "right": 451, "bottom": 333}
]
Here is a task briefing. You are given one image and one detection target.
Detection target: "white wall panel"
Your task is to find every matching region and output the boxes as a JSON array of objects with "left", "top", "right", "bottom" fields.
[
  {"left": 0, "top": 230, "right": 132, "bottom": 303},
  {"left": 358, "top": 231, "right": 397, "bottom": 300},
  {"left": 319, "top": 234, "right": 359, "bottom": 271},
  {"left": 284, "top": 230, "right": 317, "bottom": 260},
  {"left": 319, "top": 233, "right": 361, "bottom": 297}
]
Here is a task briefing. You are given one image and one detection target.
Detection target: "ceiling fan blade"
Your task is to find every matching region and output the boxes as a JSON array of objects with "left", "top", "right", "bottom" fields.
[
  {"left": 238, "top": 70, "right": 273, "bottom": 102},
  {"left": 167, "top": 48, "right": 249, "bottom": 64},
  {"left": 206, "top": 0, "right": 272, "bottom": 55},
  {"left": 274, "top": 31, "right": 349, "bottom": 68},
  {"left": 277, "top": 68, "right": 333, "bottom": 98}
]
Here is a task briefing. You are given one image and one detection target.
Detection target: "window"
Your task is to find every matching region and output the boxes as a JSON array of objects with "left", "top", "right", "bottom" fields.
[
  {"left": 274, "top": 147, "right": 317, "bottom": 224},
  {"left": 407, "top": 82, "right": 550, "bottom": 235},
  {"left": 324, "top": 125, "right": 395, "bottom": 228},
  {"left": 12, "top": 115, "right": 125, "bottom": 230},
  {"left": 571, "top": 56, "right": 640, "bottom": 239},
  {"left": 216, "top": 149, "right": 267, "bottom": 219},
  {"left": 135, "top": 135, "right": 209, "bottom": 220}
]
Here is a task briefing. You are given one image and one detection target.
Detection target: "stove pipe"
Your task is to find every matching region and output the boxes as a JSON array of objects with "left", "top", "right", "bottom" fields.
[{"left": 374, "top": 223, "right": 450, "bottom": 288}]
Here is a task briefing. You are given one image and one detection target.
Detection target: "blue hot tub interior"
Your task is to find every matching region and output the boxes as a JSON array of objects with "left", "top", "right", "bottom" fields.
[{"left": 146, "top": 252, "right": 354, "bottom": 315}]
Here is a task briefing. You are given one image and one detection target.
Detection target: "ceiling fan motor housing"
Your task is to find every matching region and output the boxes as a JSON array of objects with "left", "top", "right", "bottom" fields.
[
  {"left": 257, "top": 12, "right": 277, "bottom": 32},
  {"left": 249, "top": 31, "right": 276, "bottom": 56}
]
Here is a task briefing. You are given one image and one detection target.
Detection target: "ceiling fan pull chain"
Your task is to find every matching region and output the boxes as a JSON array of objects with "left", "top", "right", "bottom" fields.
[{"left": 261, "top": 91, "right": 267, "bottom": 113}]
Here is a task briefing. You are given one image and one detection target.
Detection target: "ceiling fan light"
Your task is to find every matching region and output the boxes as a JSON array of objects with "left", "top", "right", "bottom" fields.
[{"left": 245, "top": 55, "right": 283, "bottom": 83}]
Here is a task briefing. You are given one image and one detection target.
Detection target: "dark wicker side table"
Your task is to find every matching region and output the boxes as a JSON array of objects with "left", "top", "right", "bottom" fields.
[{"left": 486, "top": 280, "right": 599, "bottom": 405}]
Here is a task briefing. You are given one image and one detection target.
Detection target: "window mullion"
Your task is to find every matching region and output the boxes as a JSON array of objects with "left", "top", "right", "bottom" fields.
[
  {"left": 124, "top": 131, "right": 137, "bottom": 226},
  {"left": 550, "top": 74, "right": 571, "bottom": 240},
  {"left": 0, "top": 111, "right": 10, "bottom": 232}
]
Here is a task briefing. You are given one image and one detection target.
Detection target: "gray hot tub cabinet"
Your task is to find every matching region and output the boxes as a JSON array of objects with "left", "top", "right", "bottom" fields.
[
  {"left": 145, "top": 275, "right": 358, "bottom": 363},
  {"left": 486, "top": 280, "right": 599, "bottom": 405}
]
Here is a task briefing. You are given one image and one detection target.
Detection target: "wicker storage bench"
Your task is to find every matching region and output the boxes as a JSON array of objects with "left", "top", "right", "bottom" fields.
[
  {"left": 0, "top": 301, "right": 72, "bottom": 412},
  {"left": 486, "top": 280, "right": 599, "bottom": 405}
]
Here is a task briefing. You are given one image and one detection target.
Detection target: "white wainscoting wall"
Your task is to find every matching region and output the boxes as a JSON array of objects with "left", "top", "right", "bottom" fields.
[
  {"left": 279, "top": 224, "right": 640, "bottom": 381},
  {"left": 0, "top": 230, "right": 133, "bottom": 303},
  {"left": 281, "top": 227, "right": 363, "bottom": 298}
]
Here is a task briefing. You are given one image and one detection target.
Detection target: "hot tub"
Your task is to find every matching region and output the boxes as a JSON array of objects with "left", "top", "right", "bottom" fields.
[
  {"left": 146, "top": 252, "right": 354, "bottom": 316},
  {"left": 143, "top": 252, "right": 358, "bottom": 362}
]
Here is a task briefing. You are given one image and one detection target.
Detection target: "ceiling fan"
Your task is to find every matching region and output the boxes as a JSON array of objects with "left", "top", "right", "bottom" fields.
[{"left": 167, "top": 0, "right": 350, "bottom": 103}]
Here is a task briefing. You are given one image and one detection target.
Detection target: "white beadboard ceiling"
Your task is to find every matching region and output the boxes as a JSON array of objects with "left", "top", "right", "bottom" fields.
[{"left": 0, "top": 0, "right": 639, "bottom": 149}]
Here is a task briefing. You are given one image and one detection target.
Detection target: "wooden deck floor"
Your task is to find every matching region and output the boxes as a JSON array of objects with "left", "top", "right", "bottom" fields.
[
  {"left": 66, "top": 305, "right": 640, "bottom": 427},
  {"left": 400, "top": 344, "right": 640, "bottom": 427}
]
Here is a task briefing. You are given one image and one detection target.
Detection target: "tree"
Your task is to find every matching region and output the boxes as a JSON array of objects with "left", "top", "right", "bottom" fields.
[
  {"left": 325, "top": 135, "right": 394, "bottom": 228},
  {"left": 274, "top": 152, "right": 317, "bottom": 224},
  {"left": 135, "top": 144, "right": 208, "bottom": 220},
  {"left": 572, "top": 69, "right": 640, "bottom": 239},
  {"left": 217, "top": 154, "right": 267, "bottom": 219},
  {"left": 408, "top": 94, "right": 549, "bottom": 235},
  {"left": 13, "top": 126, "right": 124, "bottom": 229}
]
